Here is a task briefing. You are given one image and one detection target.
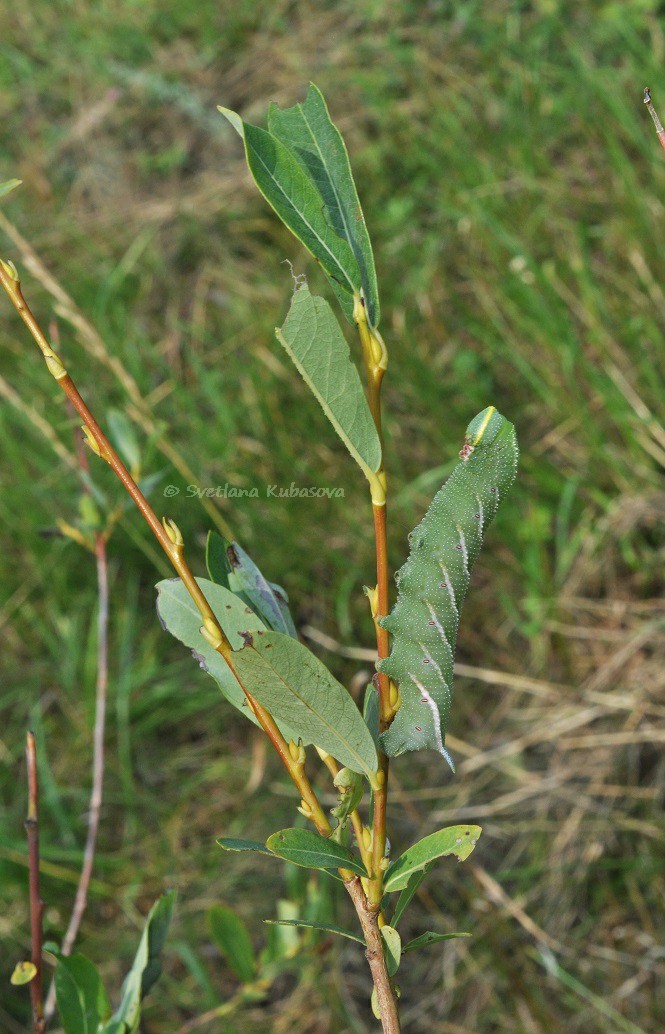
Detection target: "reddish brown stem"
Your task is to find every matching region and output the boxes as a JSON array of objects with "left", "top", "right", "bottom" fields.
[
  {"left": 25, "top": 732, "right": 45, "bottom": 1034},
  {"left": 367, "top": 502, "right": 390, "bottom": 910},
  {"left": 346, "top": 877, "right": 401, "bottom": 1033},
  {"left": 373, "top": 502, "right": 391, "bottom": 720},
  {"left": 644, "top": 87, "right": 665, "bottom": 151}
]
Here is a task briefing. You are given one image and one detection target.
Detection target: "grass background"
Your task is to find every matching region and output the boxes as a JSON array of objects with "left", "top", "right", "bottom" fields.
[{"left": 1, "top": 1, "right": 664, "bottom": 1030}]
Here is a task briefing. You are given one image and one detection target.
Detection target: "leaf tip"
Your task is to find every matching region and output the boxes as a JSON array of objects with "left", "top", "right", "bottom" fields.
[{"left": 217, "top": 106, "right": 244, "bottom": 137}]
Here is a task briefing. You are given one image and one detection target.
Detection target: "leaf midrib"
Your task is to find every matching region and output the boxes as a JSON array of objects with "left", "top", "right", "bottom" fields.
[
  {"left": 247, "top": 133, "right": 356, "bottom": 295},
  {"left": 296, "top": 102, "right": 363, "bottom": 277},
  {"left": 246, "top": 639, "right": 375, "bottom": 776}
]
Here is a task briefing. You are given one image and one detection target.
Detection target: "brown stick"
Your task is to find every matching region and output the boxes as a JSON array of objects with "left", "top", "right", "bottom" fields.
[
  {"left": 25, "top": 732, "right": 45, "bottom": 1034},
  {"left": 0, "top": 210, "right": 234, "bottom": 541},
  {"left": 44, "top": 531, "right": 110, "bottom": 1022},
  {"left": 346, "top": 877, "right": 401, "bottom": 1033},
  {"left": 644, "top": 87, "right": 665, "bottom": 152}
]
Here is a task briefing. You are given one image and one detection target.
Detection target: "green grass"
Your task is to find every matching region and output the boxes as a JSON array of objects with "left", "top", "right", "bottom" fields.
[{"left": 1, "top": 1, "right": 664, "bottom": 1030}]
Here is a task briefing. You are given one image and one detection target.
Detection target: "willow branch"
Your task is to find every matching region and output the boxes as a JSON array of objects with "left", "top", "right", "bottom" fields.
[
  {"left": 0, "top": 261, "right": 332, "bottom": 845},
  {"left": 354, "top": 297, "right": 394, "bottom": 915}
]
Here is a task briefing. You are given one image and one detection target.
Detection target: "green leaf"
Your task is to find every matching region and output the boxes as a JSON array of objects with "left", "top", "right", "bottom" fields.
[
  {"left": 228, "top": 539, "right": 297, "bottom": 638},
  {"left": 267, "top": 84, "right": 380, "bottom": 329},
  {"left": 276, "top": 285, "right": 382, "bottom": 479},
  {"left": 10, "top": 961, "right": 36, "bottom": 985},
  {"left": 380, "top": 925, "right": 402, "bottom": 976},
  {"left": 233, "top": 629, "right": 378, "bottom": 777},
  {"left": 208, "top": 905, "right": 256, "bottom": 984},
  {"left": 206, "top": 533, "right": 297, "bottom": 637},
  {"left": 384, "top": 826, "right": 482, "bottom": 893},
  {"left": 52, "top": 953, "right": 110, "bottom": 1034},
  {"left": 378, "top": 408, "right": 518, "bottom": 760},
  {"left": 216, "top": 836, "right": 274, "bottom": 856},
  {"left": 205, "top": 530, "right": 232, "bottom": 588},
  {"left": 331, "top": 767, "right": 364, "bottom": 825},
  {"left": 390, "top": 865, "right": 432, "bottom": 928},
  {"left": 156, "top": 576, "right": 261, "bottom": 716},
  {"left": 402, "top": 931, "right": 471, "bottom": 953},
  {"left": 107, "top": 409, "right": 141, "bottom": 475},
  {"left": 0, "top": 178, "right": 21, "bottom": 198},
  {"left": 156, "top": 577, "right": 299, "bottom": 742},
  {"left": 218, "top": 107, "right": 360, "bottom": 298},
  {"left": 109, "top": 891, "right": 176, "bottom": 1033},
  {"left": 362, "top": 684, "right": 380, "bottom": 751},
  {"left": 264, "top": 918, "right": 365, "bottom": 945},
  {"left": 266, "top": 828, "right": 368, "bottom": 877}
]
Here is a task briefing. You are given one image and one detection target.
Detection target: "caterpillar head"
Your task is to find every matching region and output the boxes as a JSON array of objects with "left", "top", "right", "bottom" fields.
[{"left": 459, "top": 406, "right": 505, "bottom": 462}]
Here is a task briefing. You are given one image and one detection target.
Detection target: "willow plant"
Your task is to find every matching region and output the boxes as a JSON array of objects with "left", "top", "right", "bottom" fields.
[{"left": 2, "top": 85, "right": 518, "bottom": 1032}]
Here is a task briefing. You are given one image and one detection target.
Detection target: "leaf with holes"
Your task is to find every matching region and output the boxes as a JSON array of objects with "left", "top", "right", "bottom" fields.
[
  {"left": 206, "top": 532, "right": 297, "bottom": 638},
  {"left": 156, "top": 577, "right": 266, "bottom": 723},
  {"left": 378, "top": 408, "right": 518, "bottom": 763},
  {"left": 384, "top": 826, "right": 482, "bottom": 893}
]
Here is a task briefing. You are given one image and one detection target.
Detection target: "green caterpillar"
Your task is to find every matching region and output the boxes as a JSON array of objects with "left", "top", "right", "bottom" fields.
[{"left": 377, "top": 407, "right": 518, "bottom": 766}]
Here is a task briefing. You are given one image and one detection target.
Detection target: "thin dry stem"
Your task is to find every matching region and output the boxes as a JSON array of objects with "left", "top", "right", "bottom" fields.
[{"left": 43, "top": 530, "right": 110, "bottom": 1022}]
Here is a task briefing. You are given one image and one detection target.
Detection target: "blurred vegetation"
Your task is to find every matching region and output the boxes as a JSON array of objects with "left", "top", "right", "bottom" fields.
[{"left": 1, "top": 1, "right": 663, "bottom": 1031}]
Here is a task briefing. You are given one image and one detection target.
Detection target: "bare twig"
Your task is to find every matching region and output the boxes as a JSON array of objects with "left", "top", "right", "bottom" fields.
[
  {"left": 43, "top": 532, "right": 110, "bottom": 1022},
  {"left": 66, "top": 534, "right": 109, "bottom": 949},
  {"left": 25, "top": 732, "right": 45, "bottom": 1034},
  {"left": 644, "top": 87, "right": 665, "bottom": 152}
]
